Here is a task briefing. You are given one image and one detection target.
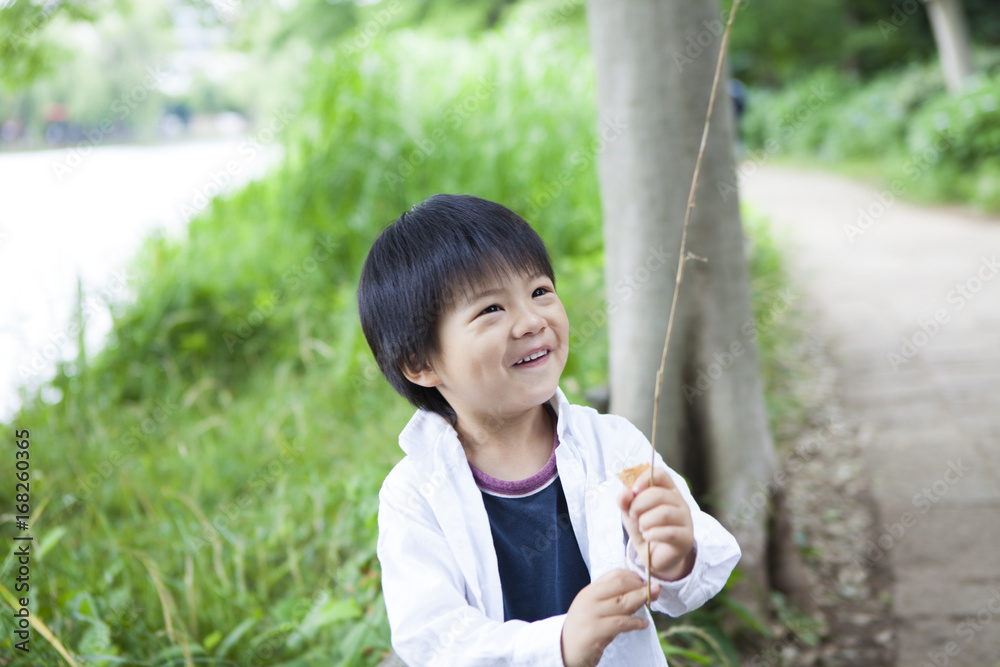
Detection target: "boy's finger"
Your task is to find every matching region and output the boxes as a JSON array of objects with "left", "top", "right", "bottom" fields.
[
  {"left": 622, "top": 581, "right": 661, "bottom": 613},
  {"left": 629, "top": 465, "right": 675, "bottom": 493},
  {"left": 592, "top": 568, "right": 646, "bottom": 597},
  {"left": 629, "top": 488, "right": 686, "bottom": 521},
  {"left": 598, "top": 579, "right": 660, "bottom": 617},
  {"left": 621, "top": 506, "right": 640, "bottom": 537},
  {"left": 616, "top": 487, "right": 635, "bottom": 513},
  {"left": 636, "top": 504, "right": 676, "bottom": 531},
  {"left": 599, "top": 613, "right": 649, "bottom": 637}
]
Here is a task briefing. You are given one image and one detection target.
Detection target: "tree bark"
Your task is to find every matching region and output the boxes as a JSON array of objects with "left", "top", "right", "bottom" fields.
[
  {"left": 924, "top": 0, "right": 975, "bottom": 93},
  {"left": 585, "top": 0, "right": 811, "bottom": 618}
]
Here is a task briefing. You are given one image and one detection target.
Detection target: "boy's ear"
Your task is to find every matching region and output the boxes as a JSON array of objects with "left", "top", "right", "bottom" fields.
[{"left": 400, "top": 355, "right": 441, "bottom": 388}]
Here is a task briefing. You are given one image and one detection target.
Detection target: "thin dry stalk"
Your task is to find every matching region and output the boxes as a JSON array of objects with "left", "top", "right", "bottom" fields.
[{"left": 646, "top": 0, "right": 742, "bottom": 609}]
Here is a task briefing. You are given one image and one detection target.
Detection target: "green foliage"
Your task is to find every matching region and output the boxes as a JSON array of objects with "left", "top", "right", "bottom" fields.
[
  {"left": 742, "top": 208, "right": 806, "bottom": 431},
  {"left": 660, "top": 623, "right": 738, "bottom": 667},
  {"left": 0, "top": 7, "right": 804, "bottom": 665},
  {"left": 1, "top": 19, "right": 604, "bottom": 665},
  {"left": 655, "top": 574, "right": 764, "bottom": 667},
  {"left": 86, "top": 16, "right": 607, "bottom": 410},
  {"left": 722, "top": 0, "right": 936, "bottom": 85},
  {"left": 820, "top": 64, "right": 946, "bottom": 160},
  {"left": 740, "top": 56, "right": 1000, "bottom": 212},
  {"left": 0, "top": 0, "right": 116, "bottom": 91},
  {"left": 0, "top": 0, "right": 199, "bottom": 144},
  {"left": 903, "top": 71, "right": 1000, "bottom": 208},
  {"left": 964, "top": 0, "right": 1000, "bottom": 47},
  {"left": 740, "top": 69, "right": 852, "bottom": 158},
  {"left": 723, "top": 0, "right": 1000, "bottom": 87}
]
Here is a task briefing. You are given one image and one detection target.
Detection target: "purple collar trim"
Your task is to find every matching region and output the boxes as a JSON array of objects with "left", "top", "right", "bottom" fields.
[{"left": 469, "top": 404, "right": 559, "bottom": 497}]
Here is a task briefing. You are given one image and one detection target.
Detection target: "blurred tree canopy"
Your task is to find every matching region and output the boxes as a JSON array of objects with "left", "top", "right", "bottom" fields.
[
  {"left": 5, "top": 0, "right": 997, "bottom": 148},
  {"left": 5, "top": 0, "right": 999, "bottom": 94},
  {"left": 722, "top": 0, "right": 999, "bottom": 85},
  {"left": 0, "top": 0, "right": 120, "bottom": 90},
  {"left": 230, "top": 0, "right": 999, "bottom": 87}
]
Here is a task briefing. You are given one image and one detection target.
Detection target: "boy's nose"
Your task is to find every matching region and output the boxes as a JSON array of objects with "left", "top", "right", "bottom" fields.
[{"left": 512, "top": 306, "right": 545, "bottom": 338}]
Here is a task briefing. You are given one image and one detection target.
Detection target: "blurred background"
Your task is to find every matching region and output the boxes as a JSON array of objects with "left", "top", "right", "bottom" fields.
[{"left": 1, "top": 0, "right": 999, "bottom": 665}]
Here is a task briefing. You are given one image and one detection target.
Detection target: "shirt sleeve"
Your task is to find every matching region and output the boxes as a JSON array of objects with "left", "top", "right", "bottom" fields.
[
  {"left": 618, "top": 432, "right": 742, "bottom": 617},
  {"left": 377, "top": 477, "right": 567, "bottom": 666}
]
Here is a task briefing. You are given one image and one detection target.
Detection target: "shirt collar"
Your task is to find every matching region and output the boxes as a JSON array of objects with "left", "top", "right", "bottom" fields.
[{"left": 397, "top": 386, "right": 573, "bottom": 457}]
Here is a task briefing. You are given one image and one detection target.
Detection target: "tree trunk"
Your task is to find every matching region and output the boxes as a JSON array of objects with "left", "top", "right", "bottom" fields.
[
  {"left": 924, "top": 0, "right": 975, "bottom": 93},
  {"left": 584, "top": 0, "right": 811, "bottom": 618}
]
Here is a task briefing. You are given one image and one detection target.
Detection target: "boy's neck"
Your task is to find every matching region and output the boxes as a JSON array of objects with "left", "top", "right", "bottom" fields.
[{"left": 454, "top": 403, "right": 555, "bottom": 481}]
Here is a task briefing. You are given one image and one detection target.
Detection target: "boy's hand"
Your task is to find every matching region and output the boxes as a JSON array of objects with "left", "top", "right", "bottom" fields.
[
  {"left": 617, "top": 465, "right": 695, "bottom": 582},
  {"left": 560, "top": 569, "right": 660, "bottom": 667}
]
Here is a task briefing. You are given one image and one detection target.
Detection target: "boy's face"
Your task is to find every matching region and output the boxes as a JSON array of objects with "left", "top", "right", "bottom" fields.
[{"left": 404, "top": 269, "right": 569, "bottom": 428}]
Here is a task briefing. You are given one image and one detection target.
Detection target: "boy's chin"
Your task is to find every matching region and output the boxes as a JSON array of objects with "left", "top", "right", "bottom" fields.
[{"left": 521, "top": 378, "right": 561, "bottom": 406}]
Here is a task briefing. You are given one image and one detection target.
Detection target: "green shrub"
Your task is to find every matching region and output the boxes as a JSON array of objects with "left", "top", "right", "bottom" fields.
[
  {"left": 908, "top": 72, "right": 1000, "bottom": 166},
  {"left": 821, "top": 63, "right": 944, "bottom": 160},
  {"left": 740, "top": 69, "right": 851, "bottom": 157},
  {"left": 741, "top": 56, "right": 1000, "bottom": 212}
]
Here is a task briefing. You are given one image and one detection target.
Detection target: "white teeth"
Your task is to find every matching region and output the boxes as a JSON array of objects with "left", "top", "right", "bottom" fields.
[{"left": 515, "top": 349, "right": 548, "bottom": 365}]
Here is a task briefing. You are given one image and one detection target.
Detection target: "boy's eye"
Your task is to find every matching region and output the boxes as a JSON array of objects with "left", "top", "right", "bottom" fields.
[
  {"left": 479, "top": 304, "right": 502, "bottom": 315},
  {"left": 532, "top": 287, "right": 551, "bottom": 297}
]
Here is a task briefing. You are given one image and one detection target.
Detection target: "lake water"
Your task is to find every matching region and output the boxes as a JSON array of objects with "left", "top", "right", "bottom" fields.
[{"left": 0, "top": 138, "right": 282, "bottom": 421}]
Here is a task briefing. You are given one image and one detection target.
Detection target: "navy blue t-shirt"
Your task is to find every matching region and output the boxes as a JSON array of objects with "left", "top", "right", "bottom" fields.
[{"left": 469, "top": 411, "right": 592, "bottom": 622}]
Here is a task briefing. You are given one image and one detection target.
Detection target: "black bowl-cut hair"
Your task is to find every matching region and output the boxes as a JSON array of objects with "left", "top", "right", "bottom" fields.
[{"left": 357, "top": 194, "right": 555, "bottom": 424}]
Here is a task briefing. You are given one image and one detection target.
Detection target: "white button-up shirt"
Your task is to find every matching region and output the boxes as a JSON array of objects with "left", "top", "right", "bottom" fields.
[{"left": 377, "top": 387, "right": 741, "bottom": 665}]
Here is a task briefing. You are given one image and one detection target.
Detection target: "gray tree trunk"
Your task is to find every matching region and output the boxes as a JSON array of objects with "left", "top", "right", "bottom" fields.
[
  {"left": 585, "top": 0, "right": 809, "bottom": 617},
  {"left": 924, "top": 0, "right": 975, "bottom": 93}
]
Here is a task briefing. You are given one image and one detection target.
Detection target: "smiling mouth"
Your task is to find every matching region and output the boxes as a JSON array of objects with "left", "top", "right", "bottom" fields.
[{"left": 514, "top": 348, "right": 550, "bottom": 366}]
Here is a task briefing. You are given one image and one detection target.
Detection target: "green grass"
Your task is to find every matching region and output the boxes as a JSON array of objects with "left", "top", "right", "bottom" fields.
[{"left": 1, "top": 11, "right": 799, "bottom": 665}]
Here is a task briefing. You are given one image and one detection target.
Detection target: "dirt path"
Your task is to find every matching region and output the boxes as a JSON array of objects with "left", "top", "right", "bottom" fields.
[{"left": 741, "top": 165, "right": 1000, "bottom": 667}]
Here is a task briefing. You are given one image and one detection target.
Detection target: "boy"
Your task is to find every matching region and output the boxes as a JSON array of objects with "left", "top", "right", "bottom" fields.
[{"left": 358, "top": 194, "right": 741, "bottom": 666}]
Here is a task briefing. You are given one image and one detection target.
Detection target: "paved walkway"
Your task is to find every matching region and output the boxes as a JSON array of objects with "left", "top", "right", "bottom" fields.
[{"left": 742, "top": 165, "right": 1000, "bottom": 667}]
